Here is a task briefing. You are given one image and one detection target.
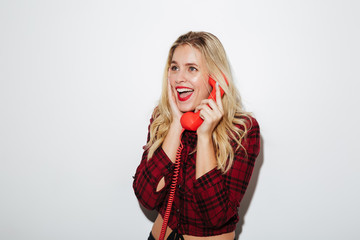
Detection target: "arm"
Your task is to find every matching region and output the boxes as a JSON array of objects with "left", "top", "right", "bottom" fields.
[
  {"left": 154, "top": 77, "right": 184, "bottom": 191},
  {"left": 196, "top": 134, "right": 217, "bottom": 179},
  {"left": 132, "top": 120, "right": 176, "bottom": 210},
  {"left": 193, "top": 118, "right": 261, "bottom": 227},
  {"left": 195, "top": 82, "right": 224, "bottom": 179},
  {"left": 133, "top": 77, "right": 184, "bottom": 208},
  {"left": 155, "top": 121, "right": 183, "bottom": 191}
]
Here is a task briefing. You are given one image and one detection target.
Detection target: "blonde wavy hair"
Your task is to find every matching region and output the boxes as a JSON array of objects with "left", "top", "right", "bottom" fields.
[{"left": 146, "top": 31, "right": 251, "bottom": 173}]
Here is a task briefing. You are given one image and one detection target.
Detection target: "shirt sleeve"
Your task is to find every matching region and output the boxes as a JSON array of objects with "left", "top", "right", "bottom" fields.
[
  {"left": 192, "top": 117, "right": 261, "bottom": 227},
  {"left": 132, "top": 121, "right": 175, "bottom": 210}
]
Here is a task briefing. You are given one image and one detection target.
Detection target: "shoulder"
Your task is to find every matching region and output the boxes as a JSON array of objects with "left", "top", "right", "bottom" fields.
[{"left": 238, "top": 115, "right": 260, "bottom": 155}]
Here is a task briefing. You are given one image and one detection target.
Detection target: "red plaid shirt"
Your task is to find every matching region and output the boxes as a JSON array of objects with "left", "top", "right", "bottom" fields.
[{"left": 133, "top": 116, "right": 260, "bottom": 237}]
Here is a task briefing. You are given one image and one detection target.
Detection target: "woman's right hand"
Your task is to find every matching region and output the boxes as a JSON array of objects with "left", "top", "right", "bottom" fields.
[
  {"left": 161, "top": 78, "right": 184, "bottom": 164},
  {"left": 167, "top": 77, "right": 183, "bottom": 125}
]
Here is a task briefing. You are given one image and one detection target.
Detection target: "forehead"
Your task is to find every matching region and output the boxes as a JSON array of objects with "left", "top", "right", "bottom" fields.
[{"left": 171, "top": 44, "right": 203, "bottom": 64}]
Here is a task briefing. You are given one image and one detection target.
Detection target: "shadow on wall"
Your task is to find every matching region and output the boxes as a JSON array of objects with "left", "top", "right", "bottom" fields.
[
  {"left": 235, "top": 136, "right": 264, "bottom": 239},
  {"left": 140, "top": 204, "right": 157, "bottom": 223},
  {"left": 137, "top": 136, "right": 265, "bottom": 239}
]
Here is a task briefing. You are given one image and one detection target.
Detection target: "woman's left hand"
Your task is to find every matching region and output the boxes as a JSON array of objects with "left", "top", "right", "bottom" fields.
[{"left": 195, "top": 82, "right": 224, "bottom": 137}]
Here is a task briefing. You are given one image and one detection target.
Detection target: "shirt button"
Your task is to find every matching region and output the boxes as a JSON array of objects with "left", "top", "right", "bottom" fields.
[
  {"left": 178, "top": 184, "right": 181, "bottom": 189},
  {"left": 176, "top": 208, "right": 180, "bottom": 213}
]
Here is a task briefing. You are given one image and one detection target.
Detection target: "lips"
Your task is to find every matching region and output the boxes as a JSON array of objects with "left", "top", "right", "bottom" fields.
[{"left": 176, "top": 87, "right": 194, "bottom": 101}]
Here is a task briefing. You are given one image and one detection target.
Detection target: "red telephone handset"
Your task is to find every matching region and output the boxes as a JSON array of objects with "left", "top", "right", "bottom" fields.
[{"left": 180, "top": 76, "right": 228, "bottom": 131}]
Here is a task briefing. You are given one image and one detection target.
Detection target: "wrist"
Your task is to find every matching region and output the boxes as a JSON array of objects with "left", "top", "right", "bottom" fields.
[
  {"left": 170, "top": 120, "right": 183, "bottom": 131},
  {"left": 197, "top": 131, "right": 212, "bottom": 141},
  {"left": 197, "top": 133, "right": 213, "bottom": 148}
]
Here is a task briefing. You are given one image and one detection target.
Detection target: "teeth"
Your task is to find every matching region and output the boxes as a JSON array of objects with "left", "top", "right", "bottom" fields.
[{"left": 177, "top": 88, "right": 194, "bottom": 93}]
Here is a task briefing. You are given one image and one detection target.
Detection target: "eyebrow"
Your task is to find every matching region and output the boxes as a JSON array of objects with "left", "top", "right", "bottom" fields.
[{"left": 170, "top": 60, "right": 199, "bottom": 67}]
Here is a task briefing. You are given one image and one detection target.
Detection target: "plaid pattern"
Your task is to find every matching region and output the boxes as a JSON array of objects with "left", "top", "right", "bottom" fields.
[{"left": 133, "top": 116, "right": 260, "bottom": 237}]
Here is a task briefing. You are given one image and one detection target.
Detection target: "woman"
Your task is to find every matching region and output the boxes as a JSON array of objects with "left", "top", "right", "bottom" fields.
[{"left": 133, "top": 31, "right": 260, "bottom": 240}]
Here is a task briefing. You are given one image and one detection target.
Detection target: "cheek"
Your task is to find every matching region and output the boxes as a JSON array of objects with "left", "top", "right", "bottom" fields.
[
  {"left": 192, "top": 77, "right": 209, "bottom": 94},
  {"left": 198, "top": 83, "right": 211, "bottom": 100},
  {"left": 168, "top": 69, "right": 176, "bottom": 84}
]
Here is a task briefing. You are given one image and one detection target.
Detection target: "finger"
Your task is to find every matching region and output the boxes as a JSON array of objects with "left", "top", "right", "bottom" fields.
[
  {"left": 200, "top": 105, "right": 215, "bottom": 120},
  {"left": 199, "top": 109, "right": 207, "bottom": 121},
  {"left": 199, "top": 107, "right": 217, "bottom": 124},
  {"left": 167, "top": 78, "right": 172, "bottom": 96},
  {"left": 207, "top": 99, "right": 223, "bottom": 116},
  {"left": 195, "top": 100, "right": 211, "bottom": 113},
  {"left": 199, "top": 99, "right": 213, "bottom": 109},
  {"left": 201, "top": 98, "right": 223, "bottom": 116},
  {"left": 167, "top": 78, "right": 183, "bottom": 120},
  {"left": 194, "top": 105, "right": 200, "bottom": 113},
  {"left": 196, "top": 104, "right": 210, "bottom": 116},
  {"left": 168, "top": 78, "right": 177, "bottom": 104},
  {"left": 199, "top": 111, "right": 205, "bottom": 120}
]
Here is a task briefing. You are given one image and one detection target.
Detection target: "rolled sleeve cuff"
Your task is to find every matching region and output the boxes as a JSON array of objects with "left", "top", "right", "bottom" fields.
[
  {"left": 145, "top": 147, "right": 174, "bottom": 185},
  {"left": 193, "top": 168, "right": 223, "bottom": 192}
]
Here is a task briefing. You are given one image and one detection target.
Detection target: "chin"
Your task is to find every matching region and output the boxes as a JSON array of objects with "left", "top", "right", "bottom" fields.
[
  {"left": 180, "top": 108, "right": 194, "bottom": 113},
  {"left": 178, "top": 104, "right": 195, "bottom": 113}
]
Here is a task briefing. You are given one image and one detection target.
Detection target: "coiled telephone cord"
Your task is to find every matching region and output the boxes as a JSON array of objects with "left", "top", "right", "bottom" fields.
[{"left": 159, "top": 129, "right": 184, "bottom": 240}]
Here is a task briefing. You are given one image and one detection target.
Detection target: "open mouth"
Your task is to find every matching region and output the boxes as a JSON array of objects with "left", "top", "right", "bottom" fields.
[{"left": 176, "top": 87, "right": 194, "bottom": 101}]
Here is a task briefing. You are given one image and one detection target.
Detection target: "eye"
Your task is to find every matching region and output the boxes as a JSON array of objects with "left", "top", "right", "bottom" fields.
[
  {"left": 170, "top": 65, "right": 178, "bottom": 71},
  {"left": 189, "top": 66, "right": 197, "bottom": 72}
]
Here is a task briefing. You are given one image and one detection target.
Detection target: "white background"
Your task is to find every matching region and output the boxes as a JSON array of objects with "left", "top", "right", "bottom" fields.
[{"left": 1, "top": 0, "right": 359, "bottom": 239}]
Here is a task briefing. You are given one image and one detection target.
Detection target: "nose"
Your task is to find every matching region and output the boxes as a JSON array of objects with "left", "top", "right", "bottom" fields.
[{"left": 174, "top": 70, "right": 187, "bottom": 84}]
